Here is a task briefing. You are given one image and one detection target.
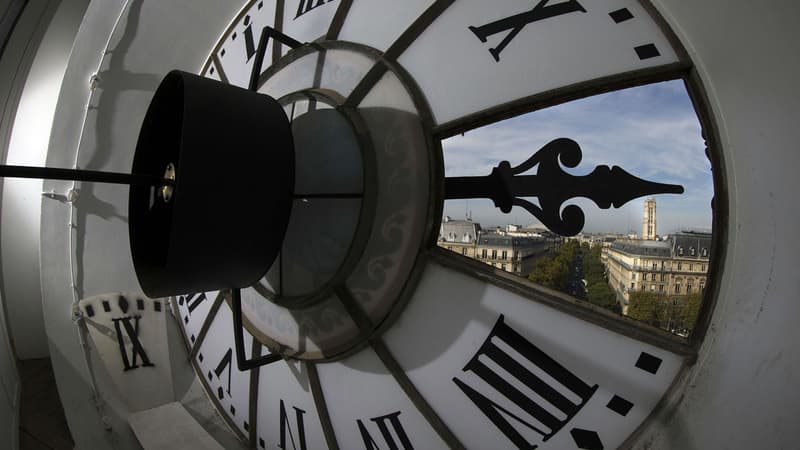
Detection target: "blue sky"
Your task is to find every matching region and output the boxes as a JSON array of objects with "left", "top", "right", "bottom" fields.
[{"left": 442, "top": 79, "right": 714, "bottom": 234}]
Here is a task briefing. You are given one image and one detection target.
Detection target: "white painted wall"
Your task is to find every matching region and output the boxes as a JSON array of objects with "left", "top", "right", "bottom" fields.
[
  {"left": 27, "top": 0, "right": 800, "bottom": 449},
  {"left": 1, "top": 0, "right": 91, "bottom": 359},
  {"left": 0, "top": 292, "right": 20, "bottom": 450},
  {"left": 637, "top": 1, "right": 800, "bottom": 449}
]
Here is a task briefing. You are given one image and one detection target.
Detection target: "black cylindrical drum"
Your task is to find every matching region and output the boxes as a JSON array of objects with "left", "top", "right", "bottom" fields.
[{"left": 129, "top": 70, "right": 294, "bottom": 297}]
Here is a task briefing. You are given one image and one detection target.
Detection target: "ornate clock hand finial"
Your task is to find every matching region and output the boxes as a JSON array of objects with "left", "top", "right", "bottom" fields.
[{"left": 444, "top": 138, "right": 684, "bottom": 236}]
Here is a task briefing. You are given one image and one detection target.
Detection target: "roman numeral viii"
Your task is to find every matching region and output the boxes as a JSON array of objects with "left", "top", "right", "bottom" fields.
[
  {"left": 112, "top": 316, "right": 154, "bottom": 371},
  {"left": 469, "top": 0, "right": 587, "bottom": 61},
  {"left": 357, "top": 411, "right": 413, "bottom": 450},
  {"left": 453, "top": 315, "right": 597, "bottom": 449}
]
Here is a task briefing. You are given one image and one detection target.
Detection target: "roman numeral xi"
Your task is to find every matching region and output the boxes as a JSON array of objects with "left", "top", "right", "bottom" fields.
[{"left": 453, "top": 315, "right": 598, "bottom": 449}]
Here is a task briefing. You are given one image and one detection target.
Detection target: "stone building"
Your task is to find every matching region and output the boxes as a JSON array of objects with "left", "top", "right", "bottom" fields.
[
  {"left": 438, "top": 218, "right": 549, "bottom": 276},
  {"left": 604, "top": 231, "right": 712, "bottom": 314}
]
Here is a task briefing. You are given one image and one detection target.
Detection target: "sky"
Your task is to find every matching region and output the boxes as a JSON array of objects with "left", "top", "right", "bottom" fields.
[{"left": 442, "top": 79, "right": 714, "bottom": 234}]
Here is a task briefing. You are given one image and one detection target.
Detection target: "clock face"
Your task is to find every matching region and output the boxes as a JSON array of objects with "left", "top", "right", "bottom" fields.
[{"left": 172, "top": 1, "right": 702, "bottom": 449}]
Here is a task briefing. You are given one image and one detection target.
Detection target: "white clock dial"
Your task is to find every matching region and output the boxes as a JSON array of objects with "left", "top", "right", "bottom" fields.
[
  {"left": 169, "top": 1, "right": 705, "bottom": 448},
  {"left": 193, "top": 298, "right": 256, "bottom": 438},
  {"left": 382, "top": 256, "right": 683, "bottom": 449}
]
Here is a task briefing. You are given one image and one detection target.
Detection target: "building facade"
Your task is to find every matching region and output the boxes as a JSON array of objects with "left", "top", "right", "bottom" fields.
[
  {"left": 438, "top": 219, "right": 550, "bottom": 276},
  {"left": 604, "top": 231, "right": 712, "bottom": 314}
]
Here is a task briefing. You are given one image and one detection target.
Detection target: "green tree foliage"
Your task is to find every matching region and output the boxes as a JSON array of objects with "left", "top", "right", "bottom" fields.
[
  {"left": 582, "top": 245, "right": 621, "bottom": 313},
  {"left": 527, "top": 240, "right": 578, "bottom": 291},
  {"left": 628, "top": 291, "right": 703, "bottom": 335},
  {"left": 528, "top": 241, "right": 621, "bottom": 314}
]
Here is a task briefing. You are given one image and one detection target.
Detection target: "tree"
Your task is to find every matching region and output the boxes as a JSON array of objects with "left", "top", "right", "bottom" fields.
[
  {"left": 681, "top": 292, "right": 703, "bottom": 332},
  {"left": 628, "top": 291, "right": 702, "bottom": 335}
]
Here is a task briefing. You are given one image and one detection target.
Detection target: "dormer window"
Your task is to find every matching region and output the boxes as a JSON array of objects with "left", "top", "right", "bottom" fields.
[
  {"left": 690, "top": 247, "right": 696, "bottom": 256},
  {"left": 678, "top": 246, "right": 684, "bottom": 256},
  {"left": 701, "top": 248, "right": 708, "bottom": 257}
]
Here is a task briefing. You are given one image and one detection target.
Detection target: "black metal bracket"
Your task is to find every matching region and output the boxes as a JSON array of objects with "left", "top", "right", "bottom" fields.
[
  {"left": 231, "top": 288, "right": 283, "bottom": 371},
  {"left": 444, "top": 138, "right": 684, "bottom": 236},
  {"left": 248, "top": 26, "right": 304, "bottom": 91}
]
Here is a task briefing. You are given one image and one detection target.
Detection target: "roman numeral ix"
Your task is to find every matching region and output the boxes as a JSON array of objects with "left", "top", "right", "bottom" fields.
[
  {"left": 453, "top": 315, "right": 597, "bottom": 449},
  {"left": 357, "top": 411, "right": 413, "bottom": 450},
  {"left": 112, "top": 316, "right": 154, "bottom": 371},
  {"left": 469, "top": 0, "right": 587, "bottom": 61}
]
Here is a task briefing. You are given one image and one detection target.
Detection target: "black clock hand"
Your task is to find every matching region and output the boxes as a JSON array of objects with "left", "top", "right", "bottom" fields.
[
  {"left": 0, "top": 164, "right": 173, "bottom": 187},
  {"left": 248, "top": 26, "right": 303, "bottom": 91},
  {"left": 444, "top": 138, "right": 684, "bottom": 236}
]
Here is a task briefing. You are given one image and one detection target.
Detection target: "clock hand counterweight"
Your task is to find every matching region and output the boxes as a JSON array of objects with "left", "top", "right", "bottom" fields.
[{"left": 0, "top": 164, "right": 174, "bottom": 187}]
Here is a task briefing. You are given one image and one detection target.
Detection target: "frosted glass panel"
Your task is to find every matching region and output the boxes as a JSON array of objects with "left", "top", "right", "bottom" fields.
[
  {"left": 316, "top": 347, "right": 448, "bottom": 450},
  {"left": 383, "top": 261, "right": 684, "bottom": 450},
  {"left": 194, "top": 302, "right": 253, "bottom": 437},
  {"left": 259, "top": 52, "right": 318, "bottom": 97},
  {"left": 319, "top": 49, "right": 375, "bottom": 97},
  {"left": 337, "top": 0, "right": 435, "bottom": 51},
  {"left": 176, "top": 291, "right": 219, "bottom": 350},
  {"left": 398, "top": 0, "right": 680, "bottom": 126},
  {"left": 256, "top": 356, "right": 327, "bottom": 450},
  {"left": 281, "top": 0, "right": 339, "bottom": 54},
  {"left": 212, "top": 1, "right": 277, "bottom": 88}
]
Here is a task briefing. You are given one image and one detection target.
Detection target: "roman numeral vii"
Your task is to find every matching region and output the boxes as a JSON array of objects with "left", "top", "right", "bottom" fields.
[{"left": 453, "top": 315, "right": 597, "bottom": 449}]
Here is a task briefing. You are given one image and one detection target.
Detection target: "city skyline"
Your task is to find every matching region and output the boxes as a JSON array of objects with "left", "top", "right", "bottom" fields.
[{"left": 442, "top": 80, "right": 713, "bottom": 234}]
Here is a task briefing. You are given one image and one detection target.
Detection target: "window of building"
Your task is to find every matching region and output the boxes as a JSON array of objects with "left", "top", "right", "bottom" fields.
[
  {"left": 701, "top": 248, "right": 708, "bottom": 257},
  {"left": 632, "top": 273, "right": 636, "bottom": 280},
  {"left": 701, "top": 264, "right": 706, "bottom": 272},
  {"left": 678, "top": 246, "right": 684, "bottom": 256},
  {"left": 491, "top": 250, "right": 497, "bottom": 259},
  {"left": 462, "top": 247, "right": 468, "bottom": 256},
  {"left": 690, "top": 246, "right": 696, "bottom": 256},
  {"left": 650, "top": 284, "right": 656, "bottom": 292},
  {"left": 687, "top": 283, "right": 693, "bottom": 294},
  {"left": 501, "top": 264, "right": 506, "bottom": 271},
  {"left": 674, "top": 283, "right": 681, "bottom": 294},
  {"left": 651, "top": 273, "right": 656, "bottom": 281},
  {"left": 689, "top": 263, "right": 694, "bottom": 271},
  {"left": 481, "top": 249, "right": 487, "bottom": 259},
  {"left": 660, "top": 273, "right": 665, "bottom": 282},
  {"left": 659, "top": 284, "right": 664, "bottom": 292},
  {"left": 630, "top": 282, "right": 635, "bottom": 290},
  {"left": 501, "top": 250, "right": 507, "bottom": 260},
  {"left": 652, "top": 262, "right": 657, "bottom": 270},
  {"left": 677, "top": 262, "right": 682, "bottom": 271}
]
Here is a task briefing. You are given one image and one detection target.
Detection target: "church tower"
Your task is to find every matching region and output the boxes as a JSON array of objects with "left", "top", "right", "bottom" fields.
[{"left": 643, "top": 197, "right": 657, "bottom": 240}]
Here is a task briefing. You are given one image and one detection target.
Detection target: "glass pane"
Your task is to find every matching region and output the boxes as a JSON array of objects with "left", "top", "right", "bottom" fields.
[
  {"left": 383, "top": 261, "right": 684, "bottom": 450},
  {"left": 337, "top": 0, "right": 435, "bottom": 51},
  {"left": 256, "top": 355, "right": 327, "bottom": 449},
  {"left": 398, "top": 0, "right": 680, "bottom": 126},
  {"left": 440, "top": 80, "right": 714, "bottom": 338},
  {"left": 194, "top": 301, "right": 253, "bottom": 437},
  {"left": 316, "top": 347, "right": 449, "bottom": 449},
  {"left": 212, "top": 1, "right": 278, "bottom": 88}
]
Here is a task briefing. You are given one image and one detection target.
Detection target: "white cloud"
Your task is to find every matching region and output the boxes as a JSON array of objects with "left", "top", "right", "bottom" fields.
[{"left": 441, "top": 80, "right": 714, "bottom": 233}]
